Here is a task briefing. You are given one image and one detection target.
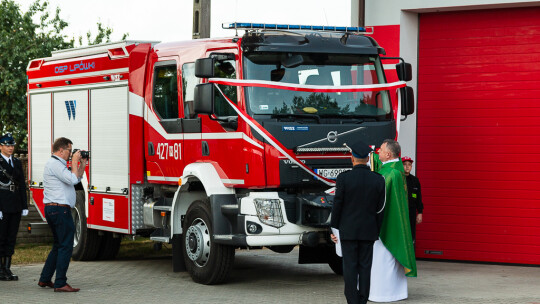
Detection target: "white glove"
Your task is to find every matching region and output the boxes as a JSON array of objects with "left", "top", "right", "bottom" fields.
[
  {"left": 0, "top": 211, "right": 3, "bottom": 220},
  {"left": 22, "top": 209, "right": 29, "bottom": 216}
]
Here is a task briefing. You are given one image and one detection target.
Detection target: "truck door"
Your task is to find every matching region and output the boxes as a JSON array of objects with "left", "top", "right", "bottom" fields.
[
  {"left": 145, "top": 59, "right": 185, "bottom": 183},
  {"left": 199, "top": 51, "right": 246, "bottom": 185}
]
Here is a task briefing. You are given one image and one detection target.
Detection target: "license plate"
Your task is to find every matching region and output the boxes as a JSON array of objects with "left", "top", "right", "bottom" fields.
[{"left": 315, "top": 168, "right": 351, "bottom": 179}]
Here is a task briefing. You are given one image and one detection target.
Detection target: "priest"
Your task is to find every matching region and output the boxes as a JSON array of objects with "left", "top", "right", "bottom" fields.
[{"left": 369, "top": 139, "right": 417, "bottom": 302}]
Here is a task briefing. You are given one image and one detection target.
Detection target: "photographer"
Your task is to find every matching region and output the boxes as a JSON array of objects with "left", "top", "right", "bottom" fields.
[{"left": 38, "top": 137, "right": 86, "bottom": 292}]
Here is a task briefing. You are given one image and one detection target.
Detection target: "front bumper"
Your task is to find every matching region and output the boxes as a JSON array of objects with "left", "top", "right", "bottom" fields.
[{"left": 210, "top": 192, "right": 333, "bottom": 247}]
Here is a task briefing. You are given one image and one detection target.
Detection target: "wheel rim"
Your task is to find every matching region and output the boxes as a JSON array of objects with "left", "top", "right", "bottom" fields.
[
  {"left": 185, "top": 218, "right": 211, "bottom": 267},
  {"left": 72, "top": 207, "right": 82, "bottom": 248}
]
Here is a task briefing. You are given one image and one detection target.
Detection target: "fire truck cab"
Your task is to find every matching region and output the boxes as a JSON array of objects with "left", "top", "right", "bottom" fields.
[{"left": 27, "top": 23, "right": 414, "bottom": 284}]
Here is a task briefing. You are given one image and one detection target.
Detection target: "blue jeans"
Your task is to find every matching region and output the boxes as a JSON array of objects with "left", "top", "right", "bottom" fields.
[{"left": 39, "top": 205, "right": 75, "bottom": 288}]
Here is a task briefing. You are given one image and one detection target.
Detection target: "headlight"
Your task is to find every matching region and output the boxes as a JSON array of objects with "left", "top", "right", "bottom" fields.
[{"left": 254, "top": 199, "right": 285, "bottom": 228}]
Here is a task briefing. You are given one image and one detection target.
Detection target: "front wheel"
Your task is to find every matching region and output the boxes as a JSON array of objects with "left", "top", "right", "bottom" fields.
[{"left": 182, "top": 200, "right": 235, "bottom": 284}]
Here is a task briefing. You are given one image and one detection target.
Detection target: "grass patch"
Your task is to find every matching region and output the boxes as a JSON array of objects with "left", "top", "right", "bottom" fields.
[
  {"left": 13, "top": 237, "right": 172, "bottom": 265},
  {"left": 13, "top": 243, "right": 52, "bottom": 265},
  {"left": 117, "top": 238, "right": 172, "bottom": 260}
]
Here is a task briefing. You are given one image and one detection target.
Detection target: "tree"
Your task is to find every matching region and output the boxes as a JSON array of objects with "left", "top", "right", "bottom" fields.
[
  {"left": 0, "top": 0, "right": 128, "bottom": 149},
  {"left": 79, "top": 22, "right": 128, "bottom": 46},
  {"left": 0, "top": 0, "right": 73, "bottom": 148}
]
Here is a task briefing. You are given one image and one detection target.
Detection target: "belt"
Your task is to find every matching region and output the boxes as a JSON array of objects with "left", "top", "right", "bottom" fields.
[
  {"left": 44, "top": 203, "right": 71, "bottom": 208},
  {"left": 0, "top": 184, "right": 17, "bottom": 192}
]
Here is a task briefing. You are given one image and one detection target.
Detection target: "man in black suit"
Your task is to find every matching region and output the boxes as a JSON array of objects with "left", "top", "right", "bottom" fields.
[
  {"left": 331, "top": 141, "right": 386, "bottom": 304},
  {"left": 0, "top": 133, "right": 28, "bottom": 281}
]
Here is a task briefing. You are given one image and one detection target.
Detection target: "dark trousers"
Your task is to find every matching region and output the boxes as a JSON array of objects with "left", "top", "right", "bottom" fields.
[
  {"left": 341, "top": 240, "right": 374, "bottom": 304},
  {"left": 0, "top": 211, "right": 21, "bottom": 257},
  {"left": 39, "top": 205, "right": 75, "bottom": 288},
  {"left": 409, "top": 209, "right": 417, "bottom": 241}
]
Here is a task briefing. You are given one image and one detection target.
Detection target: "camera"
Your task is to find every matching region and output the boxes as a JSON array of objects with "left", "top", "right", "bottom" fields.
[{"left": 73, "top": 149, "right": 90, "bottom": 159}]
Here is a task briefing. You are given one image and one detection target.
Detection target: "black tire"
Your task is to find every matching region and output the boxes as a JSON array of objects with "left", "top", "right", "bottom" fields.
[
  {"left": 96, "top": 231, "right": 122, "bottom": 260},
  {"left": 72, "top": 190, "right": 101, "bottom": 261},
  {"left": 328, "top": 247, "right": 344, "bottom": 275},
  {"left": 182, "top": 200, "right": 235, "bottom": 285}
]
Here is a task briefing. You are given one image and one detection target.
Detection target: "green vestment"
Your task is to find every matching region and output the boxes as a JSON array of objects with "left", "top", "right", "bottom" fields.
[{"left": 372, "top": 153, "right": 417, "bottom": 277}]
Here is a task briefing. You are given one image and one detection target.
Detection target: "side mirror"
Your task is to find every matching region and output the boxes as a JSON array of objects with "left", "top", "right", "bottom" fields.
[
  {"left": 195, "top": 58, "right": 215, "bottom": 78},
  {"left": 396, "top": 62, "right": 412, "bottom": 82},
  {"left": 400, "top": 86, "right": 415, "bottom": 116},
  {"left": 194, "top": 83, "right": 215, "bottom": 114}
]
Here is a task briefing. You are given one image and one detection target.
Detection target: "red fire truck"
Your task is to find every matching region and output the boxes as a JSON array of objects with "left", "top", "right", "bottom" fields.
[{"left": 27, "top": 23, "right": 414, "bottom": 284}]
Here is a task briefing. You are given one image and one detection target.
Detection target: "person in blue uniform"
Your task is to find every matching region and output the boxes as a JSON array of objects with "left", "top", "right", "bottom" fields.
[
  {"left": 0, "top": 133, "right": 28, "bottom": 281},
  {"left": 402, "top": 156, "right": 423, "bottom": 243},
  {"left": 330, "top": 141, "right": 386, "bottom": 304}
]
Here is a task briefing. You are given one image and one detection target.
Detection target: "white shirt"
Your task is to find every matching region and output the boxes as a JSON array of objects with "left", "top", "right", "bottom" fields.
[
  {"left": 382, "top": 158, "right": 400, "bottom": 165},
  {"left": 1, "top": 153, "right": 13, "bottom": 166},
  {"left": 43, "top": 156, "right": 81, "bottom": 207}
]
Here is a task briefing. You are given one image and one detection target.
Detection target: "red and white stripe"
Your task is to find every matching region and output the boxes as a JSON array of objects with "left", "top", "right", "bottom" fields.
[{"left": 210, "top": 78, "right": 406, "bottom": 93}]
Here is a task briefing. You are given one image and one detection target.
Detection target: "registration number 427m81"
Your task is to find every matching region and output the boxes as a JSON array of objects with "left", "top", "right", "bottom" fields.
[
  {"left": 315, "top": 168, "right": 351, "bottom": 179},
  {"left": 156, "top": 143, "right": 181, "bottom": 160}
]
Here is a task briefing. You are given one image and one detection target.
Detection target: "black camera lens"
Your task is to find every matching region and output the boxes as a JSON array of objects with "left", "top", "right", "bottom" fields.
[
  {"left": 80, "top": 150, "right": 90, "bottom": 159},
  {"left": 72, "top": 149, "right": 90, "bottom": 159}
]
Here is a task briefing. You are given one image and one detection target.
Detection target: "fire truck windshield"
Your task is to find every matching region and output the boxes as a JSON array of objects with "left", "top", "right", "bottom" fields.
[{"left": 243, "top": 53, "right": 392, "bottom": 119}]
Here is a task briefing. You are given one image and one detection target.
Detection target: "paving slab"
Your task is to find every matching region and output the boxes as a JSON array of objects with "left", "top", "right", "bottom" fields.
[{"left": 0, "top": 248, "right": 538, "bottom": 304}]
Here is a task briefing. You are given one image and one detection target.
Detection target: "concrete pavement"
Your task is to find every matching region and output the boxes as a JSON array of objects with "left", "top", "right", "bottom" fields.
[{"left": 0, "top": 248, "right": 539, "bottom": 303}]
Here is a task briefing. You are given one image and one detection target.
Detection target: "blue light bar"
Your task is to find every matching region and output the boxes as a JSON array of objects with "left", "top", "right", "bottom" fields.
[{"left": 222, "top": 22, "right": 366, "bottom": 33}]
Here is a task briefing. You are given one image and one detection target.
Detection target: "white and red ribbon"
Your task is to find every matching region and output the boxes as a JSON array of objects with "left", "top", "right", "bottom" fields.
[
  {"left": 209, "top": 78, "right": 407, "bottom": 188},
  {"left": 210, "top": 78, "right": 406, "bottom": 93}
]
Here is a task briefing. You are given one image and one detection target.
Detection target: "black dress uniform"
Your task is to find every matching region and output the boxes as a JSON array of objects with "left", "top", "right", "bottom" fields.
[
  {"left": 0, "top": 134, "right": 28, "bottom": 281},
  {"left": 331, "top": 141, "right": 386, "bottom": 304},
  {"left": 405, "top": 173, "right": 423, "bottom": 241}
]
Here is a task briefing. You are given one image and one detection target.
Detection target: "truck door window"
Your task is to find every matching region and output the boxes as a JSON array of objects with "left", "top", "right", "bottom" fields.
[
  {"left": 181, "top": 62, "right": 197, "bottom": 118},
  {"left": 153, "top": 63, "right": 179, "bottom": 119},
  {"left": 213, "top": 58, "right": 238, "bottom": 117}
]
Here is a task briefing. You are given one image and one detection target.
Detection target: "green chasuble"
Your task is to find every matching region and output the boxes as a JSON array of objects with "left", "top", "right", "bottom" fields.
[{"left": 372, "top": 153, "right": 417, "bottom": 277}]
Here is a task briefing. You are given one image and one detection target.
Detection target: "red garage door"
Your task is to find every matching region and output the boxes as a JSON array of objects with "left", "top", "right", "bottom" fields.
[{"left": 416, "top": 7, "right": 540, "bottom": 264}]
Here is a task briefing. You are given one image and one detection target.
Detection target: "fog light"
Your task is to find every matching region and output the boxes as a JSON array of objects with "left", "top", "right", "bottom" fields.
[
  {"left": 246, "top": 221, "right": 262, "bottom": 234},
  {"left": 247, "top": 224, "right": 258, "bottom": 233}
]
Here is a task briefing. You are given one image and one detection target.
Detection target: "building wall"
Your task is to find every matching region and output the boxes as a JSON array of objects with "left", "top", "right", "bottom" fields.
[{"left": 366, "top": 0, "right": 540, "bottom": 265}]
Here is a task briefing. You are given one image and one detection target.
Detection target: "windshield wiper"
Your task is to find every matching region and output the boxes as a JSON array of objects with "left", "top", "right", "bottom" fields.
[{"left": 271, "top": 113, "right": 321, "bottom": 123}]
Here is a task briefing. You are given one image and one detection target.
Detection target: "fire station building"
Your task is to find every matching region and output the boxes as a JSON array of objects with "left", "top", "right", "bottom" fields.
[
  {"left": 211, "top": 0, "right": 540, "bottom": 265},
  {"left": 368, "top": 0, "right": 540, "bottom": 265}
]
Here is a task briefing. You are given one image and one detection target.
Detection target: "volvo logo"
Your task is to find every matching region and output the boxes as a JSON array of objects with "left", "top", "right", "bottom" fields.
[{"left": 327, "top": 131, "right": 338, "bottom": 143}]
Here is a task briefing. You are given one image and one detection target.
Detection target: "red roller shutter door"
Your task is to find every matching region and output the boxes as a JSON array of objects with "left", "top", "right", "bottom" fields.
[{"left": 416, "top": 7, "right": 540, "bottom": 264}]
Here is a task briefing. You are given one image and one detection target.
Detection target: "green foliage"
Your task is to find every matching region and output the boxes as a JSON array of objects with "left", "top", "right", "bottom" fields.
[
  {"left": 0, "top": 0, "right": 129, "bottom": 149},
  {"left": 79, "top": 22, "right": 128, "bottom": 46},
  {"left": 0, "top": 0, "right": 73, "bottom": 148}
]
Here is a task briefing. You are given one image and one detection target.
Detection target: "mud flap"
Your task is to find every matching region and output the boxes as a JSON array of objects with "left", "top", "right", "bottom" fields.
[
  {"left": 298, "top": 245, "right": 333, "bottom": 264},
  {"left": 172, "top": 234, "right": 186, "bottom": 272}
]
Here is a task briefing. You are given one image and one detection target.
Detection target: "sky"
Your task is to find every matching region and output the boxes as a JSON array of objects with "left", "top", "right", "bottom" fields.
[
  {"left": 14, "top": 0, "right": 194, "bottom": 43},
  {"left": 14, "top": 0, "right": 352, "bottom": 44}
]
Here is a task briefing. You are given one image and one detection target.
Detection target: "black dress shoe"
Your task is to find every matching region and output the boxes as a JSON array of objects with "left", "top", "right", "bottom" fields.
[
  {"left": 4, "top": 256, "right": 17, "bottom": 281},
  {"left": 0, "top": 257, "right": 9, "bottom": 281},
  {"left": 38, "top": 281, "right": 54, "bottom": 288}
]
